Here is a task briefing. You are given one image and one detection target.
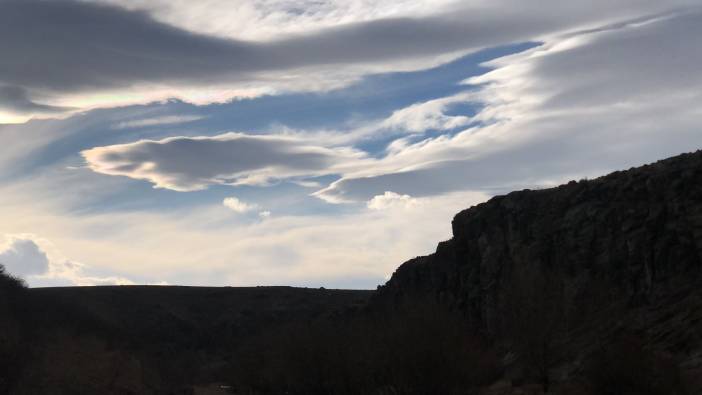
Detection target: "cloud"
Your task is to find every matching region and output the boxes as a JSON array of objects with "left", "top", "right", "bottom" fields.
[
  {"left": 0, "top": 183, "right": 489, "bottom": 288},
  {"left": 0, "top": 235, "right": 50, "bottom": 277},
  {"left": 81, "top": 132, "right": 368, "bottom": 191},
  {"left": 113, "top": 114, "right": 205, "bottom": 130},
  {"left": 1, "top": 0, "right": 695, "bottom": 122},
  {"left": 367, "top": 191, "right": 418, "bottom": 210},
  {"left": 315, "top": 10, "right": 702, "bottom": 202},
  {"left": 0, "top": 85, "right": 73, "bottom": 115},
  {"left": 2, "top": 1, "right": 702, "bottom": 290},
  {"left": 223, "top": 197, "right": 257, "bottom": 213},
  {"left": 0, "top": 234, "right": 135, "bottom": 287},
  {"left": 86, "top": 0, "right": 456, "bottom": 41},
  {"left": 380, "top": 93, "right": 473, "bottom": 134}
]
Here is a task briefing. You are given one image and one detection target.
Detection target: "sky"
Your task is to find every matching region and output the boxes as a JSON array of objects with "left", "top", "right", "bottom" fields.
[{"left": 1, "top": 0, "right": 702, "bottom": 288}]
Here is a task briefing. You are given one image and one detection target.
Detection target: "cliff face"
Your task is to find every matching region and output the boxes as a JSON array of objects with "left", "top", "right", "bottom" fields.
[{"left": 376, "top": 151, "right": 702, "bottom": 338}]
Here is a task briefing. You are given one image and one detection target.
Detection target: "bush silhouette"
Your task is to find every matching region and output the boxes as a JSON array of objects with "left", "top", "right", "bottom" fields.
[{"left": 0, "top": 264, "right": 26, "bottom": 393}]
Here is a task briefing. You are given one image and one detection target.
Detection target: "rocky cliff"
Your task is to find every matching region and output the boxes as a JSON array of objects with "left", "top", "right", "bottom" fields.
[{"left": 376, "top": 150, "right": 702, "bottom": 346}]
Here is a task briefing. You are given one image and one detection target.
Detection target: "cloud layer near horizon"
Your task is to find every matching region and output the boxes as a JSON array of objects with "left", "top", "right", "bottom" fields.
[{"left": 0, "top": 235, "right": 137, "bottom": 287}]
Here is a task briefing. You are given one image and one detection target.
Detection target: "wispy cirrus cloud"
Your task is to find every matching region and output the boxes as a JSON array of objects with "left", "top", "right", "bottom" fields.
[
  {"left": 380, "top": 92, "right": 474, "bottom": 134},
  {"left": 85, "top": 0, "right": 457, "bottom": 41}
]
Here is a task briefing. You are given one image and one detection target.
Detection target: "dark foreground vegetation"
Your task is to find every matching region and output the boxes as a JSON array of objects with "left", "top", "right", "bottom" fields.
[
  {"left": 0, "top": 279, "right": 373, "bottom": 394},
  {"left": 228, "top": 301, "right": 500, "bottom": 395},
  {"left": 3, "top": 151, "right": 702, "bottom": 394}
]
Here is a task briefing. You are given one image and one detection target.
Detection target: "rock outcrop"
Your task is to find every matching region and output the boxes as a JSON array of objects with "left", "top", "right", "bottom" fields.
[{"left": 376, "top": 150, "right": 702, "bottom": 340}]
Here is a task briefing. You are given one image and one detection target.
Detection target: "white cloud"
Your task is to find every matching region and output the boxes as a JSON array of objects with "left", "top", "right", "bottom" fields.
[
  {"left": 81, "top": 132, "right": 369, "bottom": 191},
  {"left": 113, "top": 114, "right": 205, "bottom": 130},
  {"left": 223, "top": 197, "right": 257, "bottom": 213},
  {"left": 381, "top": 93, "right": 473, "bottom": 134},
  {"left": 258, "top": 210, "right": 272, "bottom": 219},
  {"left": 0, "top": 234, "right": 136, "bottom": 287},
  {"left": 0, "top": 179, "right": 488, "bottom": 288},
  {"left": 291, "top": 179, "right": 323, "bottom": 188},
  {"left": 367, "top": 191, "right": 418, "bottom": 210},
  {"left": 86, "top": 0, "right": 456, "bottom": 41},
  {"left": 0, "top": 235, "right": 50, "bottom": 277}
]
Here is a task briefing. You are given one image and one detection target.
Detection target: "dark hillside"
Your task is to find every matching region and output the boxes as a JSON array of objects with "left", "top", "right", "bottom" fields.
[
  {"left": 2, "top": 282, "right": 371, "bottom": 394},
  {"left": 29, "top": 285, "right": 370, "bottom": 350}
]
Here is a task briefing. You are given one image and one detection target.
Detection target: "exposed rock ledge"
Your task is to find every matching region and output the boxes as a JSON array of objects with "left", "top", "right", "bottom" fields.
[{"left": 376, "top": 150, "right": 702, "bottom": 338}]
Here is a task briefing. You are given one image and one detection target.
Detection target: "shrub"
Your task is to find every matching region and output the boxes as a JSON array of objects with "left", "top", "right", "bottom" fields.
[{"left": 0, "top": 264, "right": 26, "bottom": 393}]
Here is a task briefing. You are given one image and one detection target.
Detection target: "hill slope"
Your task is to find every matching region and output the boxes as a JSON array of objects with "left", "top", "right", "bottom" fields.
[
  {"left": 29, "top": 285, "right": 371, "bottom": 348},
  {"left": 2, "top": 284, "right": 371, "bottom": 394}
]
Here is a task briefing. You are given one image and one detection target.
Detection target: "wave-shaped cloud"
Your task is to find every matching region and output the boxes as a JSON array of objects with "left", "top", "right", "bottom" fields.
[
  {"left": 315, "top": 10, "right": 702, "bottom": 203},
  {"left": 81, "top": 132, "right": 367, "bottom": 191},
  {"left": 2, "top": 0, "right": 694, "bottom": 122}
]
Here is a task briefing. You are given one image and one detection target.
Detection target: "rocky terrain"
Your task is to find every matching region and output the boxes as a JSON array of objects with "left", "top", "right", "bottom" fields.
[{"left": 375, "top": 150, "right": 702, "bottom": 391}]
